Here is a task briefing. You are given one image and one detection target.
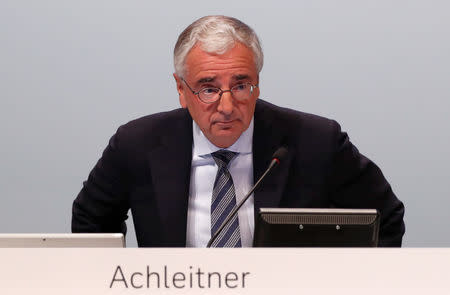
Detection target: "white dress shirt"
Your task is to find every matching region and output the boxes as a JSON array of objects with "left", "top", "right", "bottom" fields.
[{"left": 185, "top": 119, "right": 255, "bottom": 247}]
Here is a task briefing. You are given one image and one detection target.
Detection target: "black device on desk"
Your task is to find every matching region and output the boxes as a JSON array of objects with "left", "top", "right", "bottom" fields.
[{"left": 253, "top": 208, "right": 380, "bottom": 247}]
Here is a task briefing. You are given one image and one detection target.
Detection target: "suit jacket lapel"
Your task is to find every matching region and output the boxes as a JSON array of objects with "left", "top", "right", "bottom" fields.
[
  {"left": 147, "top": 110, "right": 193, "bottom": 246},
  {"left": 253, "top": 100, "right": 292, "bottom": 216}
]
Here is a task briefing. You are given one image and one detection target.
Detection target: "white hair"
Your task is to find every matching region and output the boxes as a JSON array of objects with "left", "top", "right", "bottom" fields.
[{"left": 174, "top": 15, "right": 263, "bottom": 77}]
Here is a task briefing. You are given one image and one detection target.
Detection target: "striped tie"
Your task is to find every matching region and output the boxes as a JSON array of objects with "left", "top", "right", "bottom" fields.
[{"left": 210, "top": 150, "right": 242, "bottom": 247}]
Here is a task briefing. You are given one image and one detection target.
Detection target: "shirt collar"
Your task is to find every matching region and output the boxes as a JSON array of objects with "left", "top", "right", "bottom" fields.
[{"left": 192, "top": 117, "right": 254, "bottom": 158}]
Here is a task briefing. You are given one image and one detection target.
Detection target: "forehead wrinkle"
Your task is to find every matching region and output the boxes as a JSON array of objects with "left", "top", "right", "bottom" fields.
[{"left": 187, "top": 55, "right": 255, "bottom": 74}]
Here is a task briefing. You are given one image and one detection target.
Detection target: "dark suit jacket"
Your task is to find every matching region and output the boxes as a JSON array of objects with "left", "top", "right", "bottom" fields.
[{"left": 72, "top": 99, "right": 405, "bottom": 246}]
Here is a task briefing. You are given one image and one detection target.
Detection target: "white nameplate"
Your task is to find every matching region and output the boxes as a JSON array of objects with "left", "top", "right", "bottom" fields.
[{"left": 0, "top": 248, "right": 449, "bottom": 294}]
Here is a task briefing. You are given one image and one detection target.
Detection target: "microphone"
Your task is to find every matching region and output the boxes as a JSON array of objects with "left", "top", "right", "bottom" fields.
[{"left": 206, "top": 146, "right": 288, "bottom": 248}]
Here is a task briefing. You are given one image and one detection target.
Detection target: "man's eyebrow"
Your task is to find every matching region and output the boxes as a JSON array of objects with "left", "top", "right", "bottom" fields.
[
  {"left": 233, "top": 74, "right": 251, "bottom": 81},
  {"left": 197, "top": 77, "right": 216, "bottom": 84}
]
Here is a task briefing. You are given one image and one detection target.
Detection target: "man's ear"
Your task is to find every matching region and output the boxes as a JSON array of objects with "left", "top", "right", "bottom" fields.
[
  {"left": 255, "top": 74, "right": 260, "bottom": 100},
  {"left": 173, "top": 73, "right": 187, "bottom": 108}
]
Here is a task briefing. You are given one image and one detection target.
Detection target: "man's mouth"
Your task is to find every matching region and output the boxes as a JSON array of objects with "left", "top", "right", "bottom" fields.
[
  {"left": 215, "top": 119, "right": 235, "bottom": 125},
  {"left": 213, "top": 120, "right": 238, "bottom": 130}
]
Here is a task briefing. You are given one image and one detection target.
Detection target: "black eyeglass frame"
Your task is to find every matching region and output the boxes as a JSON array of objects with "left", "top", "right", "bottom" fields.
[{"left": 181, "top": 78, "right": 258, "bottom": 104}]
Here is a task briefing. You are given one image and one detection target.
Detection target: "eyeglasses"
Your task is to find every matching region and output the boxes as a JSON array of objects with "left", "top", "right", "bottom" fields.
[{"left": 182, "top": 78, "right": 258, "bottom": 104}]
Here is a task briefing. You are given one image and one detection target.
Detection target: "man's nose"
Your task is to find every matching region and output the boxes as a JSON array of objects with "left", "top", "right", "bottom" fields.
[{"left": 217, "top": 91, "right": 234, "bottom": 115}]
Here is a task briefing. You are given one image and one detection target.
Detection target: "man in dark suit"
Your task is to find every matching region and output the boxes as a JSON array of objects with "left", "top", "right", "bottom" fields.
[{"left": 72, "top": 15, "right": 405, "bottom": 247}]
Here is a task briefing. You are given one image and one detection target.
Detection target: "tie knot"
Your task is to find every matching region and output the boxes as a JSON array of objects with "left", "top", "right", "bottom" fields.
[{"left": 211, "top": 150, "right": 237, "bottom": 169}]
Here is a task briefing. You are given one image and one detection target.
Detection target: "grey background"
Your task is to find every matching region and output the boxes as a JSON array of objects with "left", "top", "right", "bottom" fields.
[{"left": 1, "top": 1, "right": 449, "bottom": 247}]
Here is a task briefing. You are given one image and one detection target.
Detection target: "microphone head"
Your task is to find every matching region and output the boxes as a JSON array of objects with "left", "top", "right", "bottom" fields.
[{"left": 272, "top": 146, "right": 288, "bottom": 163}]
